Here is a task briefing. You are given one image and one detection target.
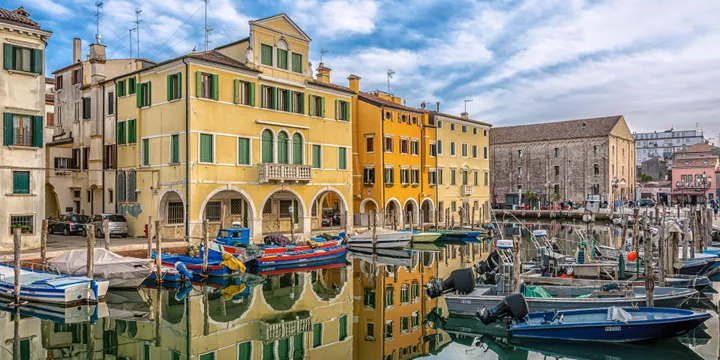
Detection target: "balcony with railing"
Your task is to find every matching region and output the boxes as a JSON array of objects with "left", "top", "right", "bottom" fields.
[
  {"left": 259, "top": 163, "right": 312, "bottom": 183},
  {"left": 259, "top": 313, "right": 313, "bottom": 343},
  {"left": 460, "top": 185, "right": 472, "bottom": 196}
]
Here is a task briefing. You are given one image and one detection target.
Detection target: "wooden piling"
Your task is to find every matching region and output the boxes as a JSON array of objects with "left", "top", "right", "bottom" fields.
[
  {"left": 409, "top": 210, "right": 414, "bottom": 235},
  {"left": 513, "top": 235, "right": 521, "bottom": 294},
  {"left": 13, "top": 310, "right": 20, "bottom": 358},
  {"left": 154, "top": 286, "right": 163, "bottom": 346},
  {"left": 434, "top": 207, "right": 439, "bottom": 231},
  {"left": 147, "top": 216, "right": 153, "bottom": 259},
  {"left": 103, "top": 219, "right": 110, "bottom": 251},
  {"left": 471, "top": 207, "right": 476, "bottom": 231},
  {"left": 40, "top": 219, "right": 48, "bottom": 269},
  {"left": 643, "top": 214, "right": 654, "bottom": 307},
  {"left": 419, "top": 209, "right": 424, "bottom": 232},
  {"left": 87, "top": 224, "right": 95, "bottom": 278},
  {"left": 445, "top": 208, "right": 449, "bottom": 230},
  {"left": 13, "top": 228, "right": 21, "bottom": 305},
  {"left": 371, "top": 210, "right": 377, "bottom": 249},
  {"left": 658, "top": 210, "right": 666, "bottom": 284},
  {"left": 689, "top": 209, "right": 696, "bottom": 259},
  {"left": 202, "top": 219, "right": 209, "bottom": 274},
  {"left": 344, "top": 210, "right": 348, "bottom": 235},
  {"left": 155, "top": 220, "right": 163, "bottom": 284},
  {"left": 220, "top": 202, "right": 226, "bottom": 230},
  {"left": 631, "top": 208, "right": 640, "bottom": 273}
]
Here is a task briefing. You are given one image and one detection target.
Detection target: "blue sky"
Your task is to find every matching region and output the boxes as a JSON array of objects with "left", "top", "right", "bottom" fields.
[{"left": 9, "top": 0, "right": 720, "bottom": 142}]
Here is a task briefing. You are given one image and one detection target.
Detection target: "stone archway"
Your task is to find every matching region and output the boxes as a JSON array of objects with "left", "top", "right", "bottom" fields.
[
  {"left": 420, "top": 198, "right": 434, "bottom": 224},
  {"left": 199, "top": 187, "right": 256, "bottom": 242},
  {"left": 309, "top": 187, "right": 349, "bottom": 231},
  {"left": 403, "top": 198, "right": 420, "bottom": 227},
  {"left": 259, "top": 188, "right": 307, "bottom": 237},
  {"left": 384, "top": 198, "right": 402, "bottom": 228}
]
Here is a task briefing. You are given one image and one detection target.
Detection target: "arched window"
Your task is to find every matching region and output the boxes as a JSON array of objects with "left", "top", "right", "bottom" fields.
[
  {"left": 277, "top": 131, "right": 289, "bottom": 164},
  {"left": 117, "top": 171, "right": 126, "bottom": 202},
  {"left": 127, "top": 169, "right": 137, "bottom": 202},
  {"left": 261, "top": 129, "right": 274, "bottom": 163},
  {"left": 292, "top": 133, "right": 303, "bottom": 165}
]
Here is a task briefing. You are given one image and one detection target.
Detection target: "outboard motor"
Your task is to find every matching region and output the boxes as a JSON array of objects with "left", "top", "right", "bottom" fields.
[
  {"left": 425, "top": 268, "right": 475, "bottom": 299},
  {"left": 476, "top": 293, "right": 529, "bottom": 325},
  {"left": 474, "top": 251, "right": 500, "bottom": 285}
]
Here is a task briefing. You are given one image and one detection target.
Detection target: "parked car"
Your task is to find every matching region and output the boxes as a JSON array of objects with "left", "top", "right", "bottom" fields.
[
  {"left": 84, "top": 214, "right": 128, "bottom": 238},
  {"left": 638, "top": 199, "right": 655, "bottom": 207},
  {"left": 50, "top": 214, "right": 89, "bottom": 236}
]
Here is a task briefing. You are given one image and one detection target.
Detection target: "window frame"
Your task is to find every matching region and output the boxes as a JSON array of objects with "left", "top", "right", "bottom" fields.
[
  {"left": 260, "top": 44, "right": 273, "bottom": 66},
  {"left": 199, "top": 133, "right": 214, "bottom": 163},
  {"left": 12, "top": 171, "right": 30, "bottom": 195},
  {"left": 237, "top": 136, "right": 251, "bottom": 165}
]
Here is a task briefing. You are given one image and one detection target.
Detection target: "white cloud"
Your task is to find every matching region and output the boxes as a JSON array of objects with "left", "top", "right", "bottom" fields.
[
  {"left": 23, "top": 0, "right": 71, "bottom": 16},
  {"left": 287, "top": 0, "right": 379, "bottom": 38}
]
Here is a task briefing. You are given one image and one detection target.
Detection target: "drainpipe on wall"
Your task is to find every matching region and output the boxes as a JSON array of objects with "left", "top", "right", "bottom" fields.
[
  {"left": 113, "top": 79, "right": 118, "bottom": 214},
  {"left": 101, "top": 82, "right": 106, "bottom": 213},
  {"left": 182, "top": 58, "right": 190, "bottom": 243}
]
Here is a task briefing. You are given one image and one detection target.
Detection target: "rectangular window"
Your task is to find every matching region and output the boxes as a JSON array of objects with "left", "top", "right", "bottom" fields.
[
  {"left": 437, "top": 120, "right": 443, "bottom": 128},
  {"left": 4, "top": 45, "right": 42, "bottom": 73},
  {"left": 450, "top": 169, "right": 456, "bottom": 185},
  {"left": 366, "top": 136, "right": 374, "bottom": 153},
  {"left": 167, "top": 202, "right": 183, "bottom": 224},
  {"left": 167, "top": 72, "right": 182, "bottom": 101},
  {"left": 117, "top": 122, "right": 126, "bottom": 145},
  {"left": 450, "top": 142, "right": 456, "bottom": 156},
  {"left": 10, "top": 215, "right": 33, "bottom": 235},
  {"left": 12, "top": 171, "right": 30, "bottom": 194},
  {"left": 261, "top": 85, "right": 275, "bottom": 109},
  {"left": 385, "top": 287, "right": 395, "bottom": 307},
  {"left": 462, "top": 125, "right": 467, "bottom": 133},
  {"left": 410, "top": 140, "right": 419, "bottom": 155},
  {"left": 200, "top": 134, "right": 213, "bottom": 163},
  {"left": 594, "top": 164, "right": 600, "bottom": 175},
  {"left": 309, "top": 95, "right": 324, "bottom": 117},
  {"left": 336, "top": 100, "right": 350, "bottom": 121},
  {"left": 451, "top": 201, "right": 457, "bottom": 212},
  {"left": 107, "top": 92, "right": 114, "bottom": 115},
  {"left": 142, "top": 138, "right": 150, "bottom": 166},
  {"left": 128, "top": 77, "right": 136, "bottom": 94},
  {"left": 292, "top": 53, "right": 303, "bottom": 73},
  {"left": 462, "top": 170, "right": 468, "bottom": 185},
  {"left": 472, "top": 145, "right": 478, "bottom": 158},
  {"left": 518, "top": 149, "right": 523, "bottom": 159},
  {"left": 401, "top": 316, "right": 409, "bottom": 333},
  {"left": 554, "top": 147, "right": 560, "bottom": 157},
  {"left": 437, "top": 140, "right": 443, "bottom": 155},
  {"left": 400, "top": 168, "right": 409, "bottom": 185},
  {"left": 137, "top": 82, "right": 151, "bottom": 107},
  {"left": 117, "top": 80, "right": 125, "bottom": 96},
  {"left": 56, "top": 75, "right": 63, "bottom": 90},
  {"left": 234, "top": 80, "right": 253, "bottom": 106},
  {"left": 400, "top": 139, "right": 408, "bottom": 154},
  {"left": 366, "top": 322, "right": 375, "bottom": 339},
  {"left": 554, "top": 166, "right": 560, "bottom": 176},
  {"left": 72, "top": 68, "right": 81, "bottom": 84},
  {"left": 278, "top": 88, "right": 290, "bottom": 111},
  {"left": 338, "top": 147, "right": 347, "bottom": 170},
  {"left": 261, "top": 44, "right": 273, "bottom": 66},
  {"left": 450, "top": 123, "right": 455, "bottom": 131},
  {"left": 385, "top": 321, "right": 394, "bottom": 339},
  {"left": 238, "top": 137, "right": 250, "bottom": 165},
  {"left": 411, "top": 169, "right": 419, "bottom": 185},
  {"left": 205, "top": 202, "right": 221, "bottom": 222},
  {"left": 171, "top": 134, "right": 180, "bottom": 164},
  {"left": 364, "top": 288, "right": 376, "bottom": 308},
  {"left": 484, "top": 146, "right": 488, "bottom": 160},
  {"left": 82, "top": 97, "right": 91, "bottom": 120},
  {"left": 277, "top": 48, "right": 288, "bottom": 70},
  {"left": 428, "top": 170, "right": 436, "bottom": 185},
  {"left": 5, "top": 114, "right": 41, "bottom": 147},
  {"left": 554, "top": 184, "right": 560, "bottom": 194},
  {"left": 594, "top": 144, "right": 600, "bottom": 154},
  {"left": 312, "top": 145, "right": 321, "bottom": 168},
  {"left": 292, "top": 91, "right": 303, "bottom": 113},
  {"left": 82, "top": 147, "right": 90, "bottom": 170},
  {"left": 484, "top": 171, "right": 489, "bottom": 186},
  {"left": 127, "top": 119, "right": 136, "bottom": 144},
  {"left": 384, "top": 167, "right": 395, "bottom": 185},
  {"left": 438, "top": 168, "right": 444, "bottom": 185},
  {"left": 461, "top": 143, "right": 468, "bottom": 157},
  {"left": 313, "top": 323, "right": 323, "bottom": 348},
  {"left": 339, "top": 315, "right": 348, "bottom": 341},
  {"left": 384, "top": 137, "right": 393, "bottom": 152},
  {"left": 363, "top": 168, "right": 375, "bottom": 184},
  {"left": 474, "top": 171, "right": 479, "bottom": 186},
  {"left": 199, "top": 73, "right": 217, "bottom": 100},
  {"left": 55, "top": 157, "right": 70, "bottom": 169},
  {"left": 74, "top": 101, "right": 79, "bottom": 121},
  {"left": 71, "top": 148, "right": 80, "bottom": 169},
  {"left": 429, "top": 143, "right": 436, "bottom": 156},
  {"left": 473, "top": 127, "right": 477, "bottom": 135}
]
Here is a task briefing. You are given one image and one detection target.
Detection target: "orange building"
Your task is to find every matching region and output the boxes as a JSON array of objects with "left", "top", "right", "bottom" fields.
[{"left": 349, "top": 76, "right": 437, "bottom": 226}]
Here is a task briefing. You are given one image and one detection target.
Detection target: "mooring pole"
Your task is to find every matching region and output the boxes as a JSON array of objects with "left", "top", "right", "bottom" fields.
[
  {"left": 87, "top": 224, "right": 95, "bottom": 278},
  {"left": 202, "top": 219, "right": 209, "bottom": 274},
  {"left": 104, "top": 219, "right": 111, "bottom": 251},
  {"left": 155, "top": 220, "right": 163, "bottom": 284},
  {"left": 642, "top": 214, "right": 654, "bottom": 307},
  {"left": 631, "top": 208, "right": 640, "bottom": 274},
  {"left": 372, "top": 210, "right": 377, "bottom": 250},
  {"left": 40, "top": 219, "right": 48, "bottom": 269},
  {"left": 13, "top": 229, "right": 21, "bottom": 305},
  {"left": 513, "top": 235, "right": 521, "bottom": 294},
  {"left": 147, "top": 216, "right": 153, "bottom": 259}
]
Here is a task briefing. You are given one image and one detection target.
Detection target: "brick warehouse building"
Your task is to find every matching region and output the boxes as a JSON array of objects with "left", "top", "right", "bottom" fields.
[{"left": 489, "top": 116, "right": 635, "bottom": 206}]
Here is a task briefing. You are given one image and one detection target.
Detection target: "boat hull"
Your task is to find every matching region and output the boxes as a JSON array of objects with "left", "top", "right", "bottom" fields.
[
  {"left": 347, "top": 233, "right": 412, "bottom": 249},
  {"left": 253, "top": 246, "right": 348, "bottom": 267},
  {"left": 203, "top": 239, "right": 343, "bottom": 259}
]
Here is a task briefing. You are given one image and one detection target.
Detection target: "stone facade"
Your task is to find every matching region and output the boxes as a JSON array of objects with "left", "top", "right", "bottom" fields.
[{"left": 490, "top": 116, "right": 635, "bottom": 205}]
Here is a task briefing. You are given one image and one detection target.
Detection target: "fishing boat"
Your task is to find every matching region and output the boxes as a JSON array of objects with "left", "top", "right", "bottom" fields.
[
  {"left": 436, "top": 229, "right": 487, "bottom": 243},
  {"left": 254, "top": 256, "right": 348, "bottom": 276},
  {"left": 251, "top": 245, "right": 348, "bottom": 267},
  {"left": 48, "top": 249, "right": 153, "bottom": 288},
  {"left": 203, "top": 226, "right": 343, "bottom": 260},
  {"left": 521, "top": 272, "right": 712, "bottom": 292},
  {"left": 0, "top": 298, "right": 108, "bottom": 324},
  {"left": 348, "top": 248, "right": 412, "bottom": 266},
  {"left": 398, "top": 229, "right": 442, "bottom": 243},
  {"left": 154, "top": 251, "right": 247, "bottom": 277},
  {"left": 510, "top": 306, "right": 710, "bottom": 342},
  {"left": 345, "top": 229, "right": 412, "bottom": 249},
  {"left": 0, "top": 264, "right": 108, "bottom": 305}
]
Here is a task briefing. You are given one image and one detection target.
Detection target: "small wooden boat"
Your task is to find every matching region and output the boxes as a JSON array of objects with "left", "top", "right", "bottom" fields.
[
  {"left": 397, "top": 230, "right": 441, "bottom": 243},
  {"left": 251, "top": 245, "right": 348, "bottom": 267},
  {"left": 436, "top": 229, "right": 487, "bottom": 243},
  {"left": 254, "top": 257, "right": 348, "bottom": 276},
  {"left": 511, "top": 307, "right": 711, "bottom": 342},
  {"left": 521, "top": 273, "right": 712, "bottom": 292},
  {"left": 0, "top": 264, "right": 108, "bottom": 305},
  {"left": 203, "top": 226, "right": 343, "bottom": 259},
  {"left": 0, "top": 298, "right": 108, "bottom": 324},
  {"left": 348, "top": 248, "right": 412, "bottom": 266},
  {"left": 48, "top": 249, "right": 153, "bottom": 288},
  {"left": 345, "top": 229, "right": 412, "bottom": 249},
  {"left": 154, "top": 252, "right": 246, "bottom": 277}
]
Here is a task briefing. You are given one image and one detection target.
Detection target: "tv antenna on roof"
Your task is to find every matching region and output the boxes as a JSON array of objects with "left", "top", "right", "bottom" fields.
[
  {"left": 386, "top": 69, "right": 395, "bottom": 93},
  {"left": 94, "top": 2, "right": 103, "bottom": 44},
  {"left": 320, "top": 48, "right": 328, "bottom": 63},
  {"left": 464, "top": 98, "right": 473, "bottom": 113}
]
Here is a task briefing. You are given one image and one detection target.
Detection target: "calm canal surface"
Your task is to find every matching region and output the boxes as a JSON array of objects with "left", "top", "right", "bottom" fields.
[{"left": 2, "top": 220, "right": 718, "bottom": 359}]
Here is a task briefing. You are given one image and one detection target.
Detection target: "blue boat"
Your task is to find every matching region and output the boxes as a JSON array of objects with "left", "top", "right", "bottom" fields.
[
  {"left": 511, "top": 307, "right": 711, "bottom": 342},
  {"left": 252, "top": 245, "right": 348, "bottom": 267},
  {"left": 153, "top": 251, "right": 245, "bottom": 277}
]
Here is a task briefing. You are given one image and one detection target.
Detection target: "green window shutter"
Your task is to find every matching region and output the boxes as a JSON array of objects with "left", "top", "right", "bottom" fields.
[
  {"left": 143, "top": 138, "right": 150, "bottom": 166},
  {"left": 262, "top": 343, "right": 273, "bottom": 360},
  {"left": 238, "top": 137, "right": 250, "bottom": 165},
  {"left": 32, "top": 49, "right": 43, "bottom": 74},
  {"left": 261, "top": 44, "right": 272, "bottom": 66},
  {"left": 211, "top": 74, "right": 219, "bottom": 100},
  {"left": 292, "top": 53, "right": 302, "bottom": 73},
  {"left": 117, "top": 122, "right": 124, "bottom": 145},
  {"left": 261, "top": 130, "right": 273, "bottom": 163},
  {"left": 248, "top": 83, "right": 255, "bottom": 106},
  {"left": 292, "top": 133, "right": 302, "bottom": 165},
  {"left": 293, "top": 334, "right": 304, "bottom": 358},
  {"left": 320, "top": 97, "right": 325, "bottom": 118},
  {"left": 200, "top": 134, "right": 213, "bottom": 162},
  {"left": 196, "top": 71, "right": 203, "bottom": 97},
  {"left": 118, "top": 80, "right": 124, "bottom": 96},
  {"left": 312, "top": 323, "right": 322, "bottom": 348},
  {"left": 286, "top": 90, "right": 292, "bottom": 112},
  {"left": 260, "top": 85, "right": 265, "bottom": 107},
  {"left": 129, "top": 78, "right": 136, "bottom": 94},
  {"left": 147, "top": 82, "right": 152, "bottom": 105},
  {"left": 334, "top": 99, "right": 338, "bottom": 120},
  {"left": 3, "top": 44, "right": 13, "bottom": 70},
  {"left": 339, "top": 315, "right": 348, "bottom": 341},
  {"left": 130, "top": 119, "right": 137, "bottom": 144},
  {"left": 277, "top": 132, "right": 288, "bottom": 164},
  {"left": 167, "top": 74, "right": 173, "bottom": 101},
  {"left": 338, "top": 147, "right": 347, "bottom": 170},
  {"left": 33, "top": 115, "right": 43, "bottom": 147},
  {"left": 233, "top": 79, "right": 240, "bottom": 104},
  {"left": 4, "top": 113, "right": 13, "bottom": 145},
  {"left": 199, "top": 353, "right": 214, "bottom": 360},
  {"left": 299, "top": 92, "right": 304, "bottom": 113},
  {"left": 13, "top": 171, "right": 30, "bottom": 194},
  {"left": 171, "top": 134, "right": 179, "bottom": 163},
  {"left": 277, "top": 338, "right": 289, "bottom": 359},
  {"left": 345, "top": 101, "right": 350, "bottom": 121},
  {"left": 312, "top": 145, "right": 321, "bottom": 168},
  {"left": 271, "top": 87, "right": 278, "bottom": 110},
  {"left": 277, "top": 49, "right": 288, "bottom": 69},
  {"left": 238, "top": 342, "right": 252, "bottom": 360},
  {"left": 136, "top": 84, "right": 143, "bottom": 107},
  {"left": 308, "top": 94, "right": 313, "bottom": 115},
  {"left": 177, "top": 72, "right": 182, "bottom": 98},
  {"left": 20, "top": 339, "right": 30, "bottom": 360}
]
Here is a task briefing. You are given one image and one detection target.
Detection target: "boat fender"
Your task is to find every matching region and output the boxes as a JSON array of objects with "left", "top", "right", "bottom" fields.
[
  {"left": 90, "top": 281, "right": 99, "bottom": 302},
  {"left": 175, "top": 262, "right": 194, "bottom": 279},
  {"left": 175, "top": 284, "right": 193, "bottom": 301}
]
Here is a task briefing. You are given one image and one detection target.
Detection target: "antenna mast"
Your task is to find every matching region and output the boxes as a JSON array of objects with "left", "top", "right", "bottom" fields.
[
  {"left": 134, "top": 9, "right": 142, "bottom": 57},
  {"left": 129, "top": 28, "right": 136, "bottom": 58},
  {"left": 386, "top": 69, "right": 395, "bottom": 93},
  {"left": 94, "top": 2, "right": 103, "bottom": 44},
  {"left": 203, "top": 0, "right": 213, "bottom": 51},
  {"left": 464, "top": 98, "right": 473, "bottom": 113},
  {"left": 320, "top": 48, "right": 328, "bottom": 63}
]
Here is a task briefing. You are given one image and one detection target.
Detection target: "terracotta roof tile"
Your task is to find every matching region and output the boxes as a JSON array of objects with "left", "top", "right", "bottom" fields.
[
  {"left": 490, "top": 116, "right": 623, "bottom": 145},
  {"left": 685, "top": 143, "right": 712, "bottom": 153},
  {"left": 45, "top": 77, "right": 55, "bottom": 85},
  {"left": 673, "top": 157, "right": 719, "bottom": 169},
  {"left": 357, "top": 91, "right": 424, "bottom": 113},
  {"left": 306, "top": 79, "right": 355, "bottom": 94},
  {"left": 0, "top": 7, "right": 39, "bottom": 29},
  {"left": 45, "top": 93, "right": 54, "bottom": 103},
  {"left": 433, "top": 111, "right": 492, "bottom": 127},
  {"left": 189, "top": 50, "right": 256, "bottom": 71}
]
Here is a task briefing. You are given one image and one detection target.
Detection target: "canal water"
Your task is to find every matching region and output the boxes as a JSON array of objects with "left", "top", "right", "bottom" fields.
[{"left": 1, "top": 220, "right": 718, "bottom": 359}]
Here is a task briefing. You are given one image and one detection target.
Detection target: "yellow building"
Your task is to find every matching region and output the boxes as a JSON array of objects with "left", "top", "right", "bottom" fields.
[
  {"left": 350, "top": 78, "right": 436, "bottom": 227},
  {"left": 433, "top": 112, "right": 492, "bottom": 225},
  {"left": 106, "top": 14, "right": 355, "bottom": 240}
]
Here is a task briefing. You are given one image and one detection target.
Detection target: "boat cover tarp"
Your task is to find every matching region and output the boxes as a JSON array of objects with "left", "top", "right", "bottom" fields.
[
  {"left": 525, "top": 286, "right": 552, "bottom": 298},
  {"left": 607, "top": 306, "right": 633, "bottom": 322},
  {"left": 49, "top": 249, "right": 152, "bottom": 280}
]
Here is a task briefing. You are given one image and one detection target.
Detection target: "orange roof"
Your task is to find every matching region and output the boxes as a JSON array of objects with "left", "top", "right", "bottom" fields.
[{"left": 685, "top": 143, "right": 712, "bottom": 153}]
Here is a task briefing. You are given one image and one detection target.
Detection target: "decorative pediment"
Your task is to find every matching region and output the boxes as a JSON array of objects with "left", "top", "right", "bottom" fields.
[{"left": 250, "top": 13, "right": 311, "bottom": 42}]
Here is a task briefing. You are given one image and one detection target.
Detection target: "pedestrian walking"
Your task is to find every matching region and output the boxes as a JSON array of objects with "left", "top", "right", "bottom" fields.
[{"left": 712, "top": 200, "right": 718, "bottom": 220}]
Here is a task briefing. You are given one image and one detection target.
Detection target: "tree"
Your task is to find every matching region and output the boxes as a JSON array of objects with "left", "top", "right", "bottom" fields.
[{"left": 640, "top": 174, "right": 653, "bottom": 182}]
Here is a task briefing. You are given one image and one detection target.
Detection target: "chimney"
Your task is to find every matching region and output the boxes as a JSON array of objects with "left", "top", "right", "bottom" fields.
[
  {"left": 460, "top": 112, "right": 469, "bottom": 119},
  {"left": 348, "top": 74, "right": 360, "bottom": 92},
  {"left": 316, "top": 62, "right": 331, "bottom": 84},
  {"left": 73, "top": 38, "right": 82, "bottom": 63},
  {"left": 88, "top": 43, "right": 107, "bottom": 85}
]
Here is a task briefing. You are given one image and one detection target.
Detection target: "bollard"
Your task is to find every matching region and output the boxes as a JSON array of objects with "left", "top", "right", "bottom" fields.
[
  {"left": 13, "top": 228, "right": 21, "bottom": 305},
  {"left": 147, "top": 216, "right": 153, "bottom": 259},
  {"left": 87, "top": 224, "right": 95, "bottom": 278},
  {"left": 104, "top": 219, "right": 111, "bottom": 251},
  {"left": 155, "top": 220, "right": 163, "bottom": 284},
  {"left": 202, "top": 219, "right": 209, "bottom": 274},
  {"left": 41, "top": 219, "right": 48, "bottom": 269}
]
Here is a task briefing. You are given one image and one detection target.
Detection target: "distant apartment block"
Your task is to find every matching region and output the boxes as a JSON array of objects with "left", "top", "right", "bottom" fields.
[{"left": 633, "top": 129, "right": 704, "bottom": 168}]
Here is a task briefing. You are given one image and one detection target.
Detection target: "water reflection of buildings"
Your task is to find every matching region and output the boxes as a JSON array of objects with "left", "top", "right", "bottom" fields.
[
  {"left": 30, "top": 265, "right": 352, "bottom": 359},
  {"left": 352, "top": 250, "right": 451, "bottom": 360}
]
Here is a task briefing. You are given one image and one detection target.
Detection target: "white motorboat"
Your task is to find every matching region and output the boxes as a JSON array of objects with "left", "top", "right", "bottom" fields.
[
  {"left": 0, "top": 264, "right": 108, "bottom": 305},
  {"left": 347, "top": 229, "right": 412, "bottom": 249},
  {"left": 49, "top": 249, "right": 153, "bottom": 289}
]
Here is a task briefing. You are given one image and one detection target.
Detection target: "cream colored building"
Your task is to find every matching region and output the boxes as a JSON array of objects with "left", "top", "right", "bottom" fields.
[
  {"left": 432, "top": 111, "right": 492, "bottom": 225},
  {"left": 0, "top": 7, "right": 52, "bottom": 249}
]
